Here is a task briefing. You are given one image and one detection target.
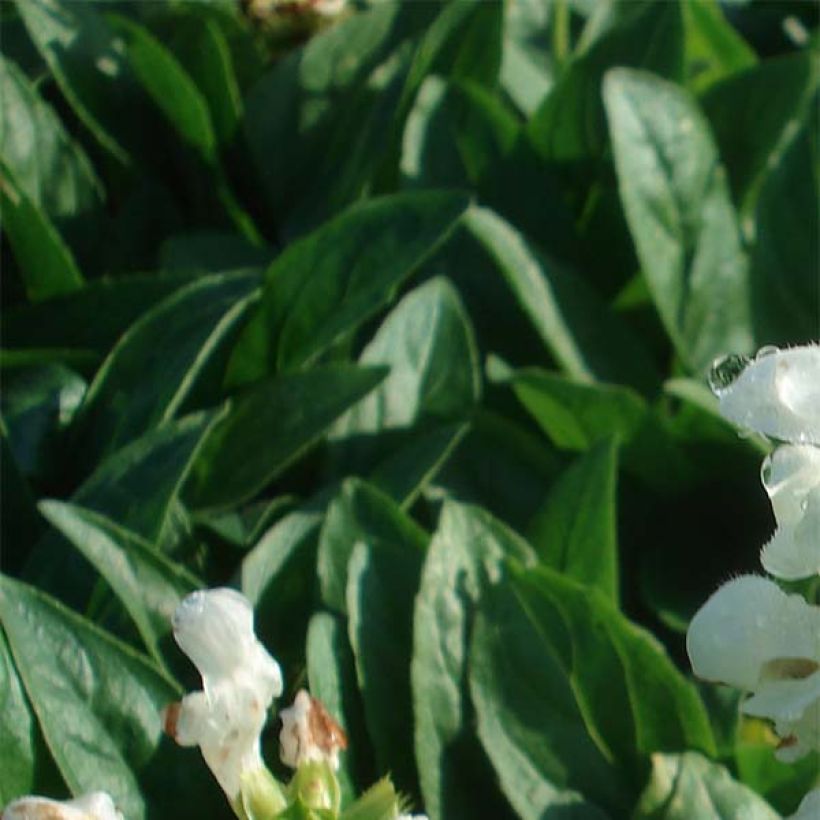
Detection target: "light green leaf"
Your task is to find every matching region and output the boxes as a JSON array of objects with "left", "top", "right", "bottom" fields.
[
  {"left": 0, "top": 575, "right": 211, "bottom": 820},
  {"left": 0, "top": 54, "right": 102, "bottom": 225},
  {"left": 37, "top": 500, "right": 199, "bottom": 669},
  {"left": 186, "top": 365, "right": 388, "bottom": 510},
  {"left": 228, "top": 191, "right": 468, "bottom": 383},
  {"left": 465, "top": 207, "right": 659, "bottom": 392},
  {"left": 470, "top": 582, "right": 623, "bottom": 819},
  {"left": 681, "top": 0, "right": 756, "bottom": 94},
  {"left": 603, "top": 68, "right": 754, "bottom": 373},
  {"left": 634, "top": 752, "right": 779, "bottom": 819},
  {"left": 412, "top": 501, "right": 535, "bottom": 819},
  {"left": 306, "top": 612, "right": 372, "bottom": 807},
  {"left": 0, "top": 628, "right": 35, "bottom": 804},
  {"left": 527, "top": 438, "right": 620, "bottom": 602},
  {"left": 345, "top": 482, "right": 427, "bottom": 798},
  {"left": 331, "top": 277, "right": 480, "bottom": 446}
]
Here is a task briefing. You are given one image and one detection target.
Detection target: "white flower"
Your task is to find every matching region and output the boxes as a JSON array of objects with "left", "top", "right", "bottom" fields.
[
  {"left": 2, "top": 792, "right": 122, "bottom": 820},
  {"left": 759, "top": 445, "right": 820, "bottom": 579},
  {"left": 711, "top": 345, "right": 820, "bottom": 444},
  {"left": 790, "top": 789, "right": 820, "bottom": 820},
  {"left": 398, "top": 815, "right": 429, "bottom": 820},
  {"left": 279, "top": 689, "right": 347, "bottom": 771},
  {"left": 166, "top": 588, "right": 283, "bottom": 801},
  {"left": 687, "top": 576, "right": 820, "bottom": 760}
]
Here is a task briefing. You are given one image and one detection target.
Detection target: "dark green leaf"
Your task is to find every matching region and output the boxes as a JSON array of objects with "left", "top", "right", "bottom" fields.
[
  {"left": 186, "top": 365, "right": 387, "bottom": 510},
  {"left": 345, "top": 482, "right": 427, "bottom": 798},
  {"left": 228, "top": 191, "right": 468, "bottom": 383},
  {"left": 0, "top": 162, "right": 84, "bottom": 300},
  {"left": 603, "top": 68, "right": 754, "bottom": 373},
  {"left": 527, "top": 438, "right": 620, "bottom": 603},
  {"left": 1, "top": 272, "right": 200, "bottom": 356},
  {"left": 24, "top": 412, "right": 216, "bottom": 608},
  {"left": 465, "top": 207, "right": 659, "bottom": 392},
  {"left": 0, "top": 628, "right": 35, "bottom": 804},
  {"left": 1, "top": 363, "right": 85, "bottom": 482},
  {"left": 634, "top": 752, "right": 779, "bottom": 819},
  {"left": 15, "top": 0, "right": 142, "bottom": 163},
  {"left": 37, "top": 500, "right": 199, "bottom": 669},
  {"left": 70, "top": 271, "right": 259, "bottom": 470},
  {"left": 749, "top": 125, "right": 819, "bottom": 345},
  {"left": 529, "top": 1, "right": 683, "bottom": 162},
  {"left": 109, "top": 15, "right": 216, "bottom": 161},
  {"left": 512, "top": 564, "right": 716, "bottom": 766},
  {"left": 412, "top": 501, "right": 534, "bottom": 819},
  {"left": 701, "top": 51, "right": 818, "bottom": 208}
]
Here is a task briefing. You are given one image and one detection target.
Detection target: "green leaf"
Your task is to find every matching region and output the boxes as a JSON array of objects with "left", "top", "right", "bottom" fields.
[
  {"left": 465, "top": 207, "right": 659, "bottom": 392},
  {"left": 529, "top": 0, "right": 683, "bottom": 162},
  {"left": 228, "top": 191, "right": 468, "bottom": 383},
  {"left": 330, "top": 277, "right": 480, "bottom": 467},
  {"left": 24, "top": 412, "right": 216, "bottom": 608},
  {"left": 70, "top": 271, "right": 259, "bottom": 470},
  {"left": 527, "top": 438, "right": 620, "bottom": 603},
  {"left": 339, "top": 777, "right": 403, "bottom": 820},
  {"left": 0, "top": 162, "right": 85, "bottom": 300},
  {"left": 15, "top": 0, "right": 141, "bottom": 163},
  {"left": 701, "top": 51, "right": 818, "bottom": 208},
  {"left": 0, "top": 575, "right": 200, "bottom": 820},
  {"left": 0, "top": 54, "right": 102, "bottom": 233},
  {"left": 170, "top": 16, "right": 242, "bottom": 146},
  {"left": 681, "top": 0, "right": 756, "bottom": 94},
  {"left": 1, "top": 363, "right": 85, "bottom": 483},
  {"left": 469, "top": 582, "right": 623, "bottom": 819},
  {"left": 634, "top": 752, "right": 779, "bottom": 819},
  {"left": 109, "top": 15, "right": 216, "bottom": 161},
  {"left": 507, "top": 366, "right": 646, "bottom": 452},
  {"left": 603, "top": 68, "right": 754, "bottom": 373},
  {"left": 306, "top": 612, "right": 373, "bottom": 807},
  {"left": 186, "top": 365, "right": 388, "bottom": 510},
  {"left": 0, "top": 628, "right": 35, "bottom": 804},
  {"left": 318, "top": 479, "right": 425, "bottom": 615},
  {"left": 512, "top": 564, "right": 716, "bottom": 767},
  {"left": 345, "top": 482, "right": 427, "bottom": 798},
  {"left": 412, "top": 501, "right": 534, "bottom": 819},
  {"left": 37, "top": 500, "right": 199, "bottom": 669},
  {"left": 1, "top": 272, "right": 200, "bottom": 356},
  {"left": 749, "top": 124, "right": 819, "bottom": 345}
]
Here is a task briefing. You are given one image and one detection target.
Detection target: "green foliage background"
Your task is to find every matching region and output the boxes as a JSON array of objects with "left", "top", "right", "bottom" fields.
[{"left": 1, "top": 0, "right": 818, "bottom": 817}]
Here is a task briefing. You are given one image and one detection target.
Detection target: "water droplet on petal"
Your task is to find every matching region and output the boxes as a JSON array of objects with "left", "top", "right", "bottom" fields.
[
  {"left": 756, "top": 345, "right": 780, "bottom": 360},
  {"left": 709, "top": 354, "right": 750, "bottom": 396}
]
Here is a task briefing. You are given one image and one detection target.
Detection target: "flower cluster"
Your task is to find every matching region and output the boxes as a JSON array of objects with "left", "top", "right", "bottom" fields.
[{"left": 687, "top": 345, "right": 820, "bottom": 810}]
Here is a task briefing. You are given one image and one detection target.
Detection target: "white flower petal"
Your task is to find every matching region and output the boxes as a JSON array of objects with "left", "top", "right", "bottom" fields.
[
  {"left": 772, "top": 697, "right": 820, "bottom": 762},
  {"left": 169, "top": 588, "right": 283, "bottom": 800},
  {"left": 2, "top": 792, "right": 122, "bottom": 820},
  {"left": 789, "top": 789, "right": 820, "bottom": 820},
  {"left": 761, "top": 484, "right": 820, "bottom": 580},
  {"left": 714, "top": 345, "right": 820, "bottom": 444},
  {"left": 742, "top": 671, "right": 820, "bottom": 724},
  {"left": 686, "top": 576, "right": 820, "bottom": 689}
]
